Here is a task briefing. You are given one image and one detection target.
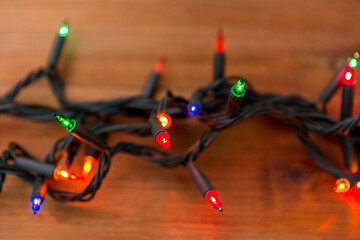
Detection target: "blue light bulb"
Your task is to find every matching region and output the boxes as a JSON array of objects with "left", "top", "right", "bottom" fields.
[
  {"left": 188, "top": 102, "right": 200, "bottom": 116},
  {"left": 31, "top": 196, "right": 43, "bottom": 214}
]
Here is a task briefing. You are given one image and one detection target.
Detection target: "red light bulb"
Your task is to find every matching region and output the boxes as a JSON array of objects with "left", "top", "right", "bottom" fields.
[
  {"left": 333, "top": 178, "right": 350, "bottom": 193},
  {"left": 215, "top": 29, "right": 224, "bottom": 53},
  {"left": 204, "top": 190, "right": 223, "bottom": 212},
  {"left": 154, "top": 59, "right": 165, "bottom": 74},
  {"left": 343, "top": 68, "right": 355, "bottom": 85},
  {"left": 155, "top": 132, "right": 171, "bottom": 150}
]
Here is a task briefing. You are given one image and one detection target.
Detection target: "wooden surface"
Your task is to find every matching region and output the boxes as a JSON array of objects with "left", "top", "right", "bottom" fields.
[{"left": 1, "top": 0, "right": 360, "bottom": 239}]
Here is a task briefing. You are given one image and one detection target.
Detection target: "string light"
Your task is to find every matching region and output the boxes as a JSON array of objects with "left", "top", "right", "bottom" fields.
[
  {"left": 30, "top": 176, "right": 47, "bottom": 214},
  {"left": 186, "top": 161, "right": 223, "bottom": 212},
  {"left": 2, "top": 23, "right": 360, "bottom": 215},
  {"left": 214, "top": 29, "right": 225, "bottom": 81},
  {"left": 54, "top": 114, "right": 108, "bottom": 150},
  {"left": 224, "top": 79, "right": 246, "bottom": 115},
  {"left": 143, "top": 59, "right": 165, "bottom": 98},
  {"left": 49, "top": 22, "right": 69, "bottom": 70}
]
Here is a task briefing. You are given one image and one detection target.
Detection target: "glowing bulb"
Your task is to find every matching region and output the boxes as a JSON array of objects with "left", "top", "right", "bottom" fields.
[
  {"left": 155, "top": 132, "right": 171, "bottom": 150},
  {"left": 345, "top": 72, "right": 352, "bottom": 81},
  {"left": 204, "top": 190, "right": 223, "bottom": 212},
  {"left": 160, "top": 117, "right": 168, "bottom": 127},
  {"left": 31, "top": 196, "right": 43, "bottom": 214},
  {"left": 157, "top": 113, "right": 172, "bottom": 129},
  {"left": 231, "top": 79, "right": 245, "bottom": 97},
  {"left": 356, "top": 181, "right": 360, "bottom": 189},
  {"left": 215, "top": 29, "right": 224, "bottom": 53},
  {"left": 53, "top": 114, "right": 76, "bottom": 131},
  {"left": 82, "top": 155, "right": 96, "bottom": 176},
  {"left": 53, "top": 166, "right": 79, "bottom": 181},
  {"left": 188, "top": 102, "right": 200, "bottom": 116},
  {"left": 333, "top": 178, "right": 350, "bottom": 193},
  {"left": 349, "top": 58, "right": 358, "bottom": 68},
  {"left": 83, "top": 160, "right": 92, "bottom": 174},
  {"left": 59, "top": 24, "right": 69, "bottom": 37},
  {"left": 153, "top": 59, "right": 165, "bottom": 74},
  {"left": 60, "top": 170, "right": 69, "bottom": 178},
  {"left": 343, "top": 68, "right": 355, "bottom": 85}
]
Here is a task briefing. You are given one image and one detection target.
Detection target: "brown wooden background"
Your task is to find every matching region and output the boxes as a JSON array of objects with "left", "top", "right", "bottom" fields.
[{"left": 1, "top": 0, "right": 360, "bottom": 239}]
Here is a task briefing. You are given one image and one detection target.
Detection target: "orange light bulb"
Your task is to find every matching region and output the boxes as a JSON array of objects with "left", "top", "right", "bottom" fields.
[
  {"left": 333, "top": 178, "right": 350, "bottom": 193},
  {"left": 53, "top": 166, "right": 79, "bottom": 181},
  {"left": 60, "top": 170, "right": 69, "bottom": 178},
  {"left": 82, "top": 155, "right": 96, "bottom": 176},
  {"left": 156, "top": 113, "right": 172, "bottom": 129}
]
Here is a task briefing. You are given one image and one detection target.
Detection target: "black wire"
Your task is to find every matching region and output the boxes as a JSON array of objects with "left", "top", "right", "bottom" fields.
[{"left": 1, "top": 59, "right": 359, "bottom": 205}]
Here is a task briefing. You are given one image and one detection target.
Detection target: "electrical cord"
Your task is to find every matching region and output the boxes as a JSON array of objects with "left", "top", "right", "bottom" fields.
[{"left": 1, "top": 23, "right": 360, "bottom": 214}]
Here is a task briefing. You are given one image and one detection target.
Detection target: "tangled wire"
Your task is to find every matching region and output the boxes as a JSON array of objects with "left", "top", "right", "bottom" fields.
[{"left": 0, "top": 25, "right": 359, "bottom": 212}]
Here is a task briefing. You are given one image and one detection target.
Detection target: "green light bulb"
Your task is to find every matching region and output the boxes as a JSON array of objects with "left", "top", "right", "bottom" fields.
[
  {"left": 58, "top": 24, "right": 69, "bottom": 37},
  {"left": 53, "top": 114, "right": 76, "bottom": 131},
  {"left": 231, "top": 79, "right": 245, "bottom": 97},
  {"left": 349, "top": 58, "right": 358, "bottom": 68}
]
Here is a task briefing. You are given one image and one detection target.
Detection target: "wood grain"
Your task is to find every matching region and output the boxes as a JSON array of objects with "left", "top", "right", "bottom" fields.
[{"left": 1, "top": 0, "right": 360, "bottom": 239}]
